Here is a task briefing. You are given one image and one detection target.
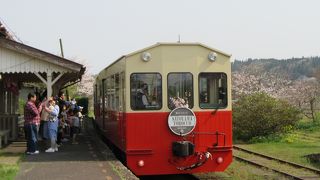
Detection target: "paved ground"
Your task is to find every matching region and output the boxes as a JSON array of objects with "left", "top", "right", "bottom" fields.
[{"left": 15, "top": 119, "right": 138, "bottom": 180}]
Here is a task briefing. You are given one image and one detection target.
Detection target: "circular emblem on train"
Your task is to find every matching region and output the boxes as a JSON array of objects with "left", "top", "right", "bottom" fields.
[{"left": 168, "top": 107, "right": 196, "bottom": 136}]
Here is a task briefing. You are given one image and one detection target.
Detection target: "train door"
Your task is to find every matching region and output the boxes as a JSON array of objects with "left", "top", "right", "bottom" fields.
[
  {"left": 94, "top": 84, "right": 99, "bottom": 118},
  {"left": 119, "top": 72, "right": 126, "bottom": 148}
]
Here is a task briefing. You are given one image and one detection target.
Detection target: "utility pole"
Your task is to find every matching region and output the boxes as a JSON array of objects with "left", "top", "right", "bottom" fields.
[
  {"left": 59, "top": 38, "right": 69, "bottom": 100},
  {"left": 59, "top": 38, "right": 64, "bottom": 58}
]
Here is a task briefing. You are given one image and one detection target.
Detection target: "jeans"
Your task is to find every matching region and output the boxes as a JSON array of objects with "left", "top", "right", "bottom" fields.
[{"left": 24, "top": 124, "right": 38, "bottom": 152}]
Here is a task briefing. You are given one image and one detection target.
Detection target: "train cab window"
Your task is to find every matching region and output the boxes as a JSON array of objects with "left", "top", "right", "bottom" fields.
[
  {"left": 168, "top": 73, "right": 193, "bottom": 110},
  {"left": 130, "top": 73, "right": 162, "bottom": 110},
  {"left": 199, "top": 73, "right": 227, "bottom": 109}
]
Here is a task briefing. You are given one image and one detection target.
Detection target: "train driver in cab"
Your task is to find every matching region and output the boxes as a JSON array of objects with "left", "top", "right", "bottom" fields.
[{"left": 136, "top": 84, "right": 149, "bottom": 109}]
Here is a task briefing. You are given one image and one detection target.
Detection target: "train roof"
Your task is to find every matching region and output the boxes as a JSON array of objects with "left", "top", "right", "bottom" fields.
[
  {"left": 99, "top": 42, "right": 231, "bottom": 73},
  {"left": 126, "top": 42, "right": 231, "bottom": 57}
]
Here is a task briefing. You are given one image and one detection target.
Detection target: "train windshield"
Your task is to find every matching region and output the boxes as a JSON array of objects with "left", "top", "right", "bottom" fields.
[
  {"left": 199, "top": 73, "right": 227, "bottom": 109},
  {"left": 168, "top": 73, "right": 193, "bottom": 110},
  {"left": 130, "top": 73, "right": 162, "bottom": 110}
]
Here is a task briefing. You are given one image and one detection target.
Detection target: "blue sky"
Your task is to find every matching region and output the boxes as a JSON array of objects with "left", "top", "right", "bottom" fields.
[{"left": 1, "top": 0, "right": 320, "bottom": 73}]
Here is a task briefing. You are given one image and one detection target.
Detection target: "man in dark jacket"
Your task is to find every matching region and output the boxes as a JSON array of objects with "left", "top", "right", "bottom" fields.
[{"left": 56, "top": 92, "right": 66, "bottom": 145}]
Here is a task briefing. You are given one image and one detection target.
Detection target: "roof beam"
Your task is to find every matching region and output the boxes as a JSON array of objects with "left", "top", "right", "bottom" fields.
[
  {"left": 35, "top": 71, "right": 64, "bottom": 99},
  {"left": 34, "top": 72, "right": 47, "bottom": 84}
]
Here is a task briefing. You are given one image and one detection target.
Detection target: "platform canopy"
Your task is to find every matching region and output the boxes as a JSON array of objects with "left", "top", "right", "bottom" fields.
[
  {"left": 0, "top": 36, "right": 85, "bottom": 140},
  {"left": 0, "top": 37, "right": 85, "bottom": 98}
]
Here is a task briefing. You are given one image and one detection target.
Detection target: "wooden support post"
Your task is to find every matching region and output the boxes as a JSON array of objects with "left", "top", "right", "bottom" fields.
[
  {"left": 47, "top": 72, "right": 52, "bottom": 99},
  {"left": 34, "top": 71, "right": 63, "bottom": 99}
]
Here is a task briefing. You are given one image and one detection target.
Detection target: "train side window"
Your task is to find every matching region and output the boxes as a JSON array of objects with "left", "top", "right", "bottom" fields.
[
  {"left": 130, "top": 73, "right": 162, "bottom": 110},
  {"left": 199, "top": 73, "right": 227, "bottom": 109},
  {"left": 115, "top": 73, "right": 120, "bottom": 110},
  {"left": 110, "top": 75, "right": 115, "bottom": 110},
  {"left": 106, "top": 77, "right": 111, "bottom": 109},
  {"left": 99, "top": 83, "right": 103, "bottom": 115},
  {"left": 168, "top": 73, "right": 193, "bottom": 110}
]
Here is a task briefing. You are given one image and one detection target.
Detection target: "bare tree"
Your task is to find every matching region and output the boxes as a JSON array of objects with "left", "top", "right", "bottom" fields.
[{"left": 292, "top": 79, "right": 319, "bottom": 122}]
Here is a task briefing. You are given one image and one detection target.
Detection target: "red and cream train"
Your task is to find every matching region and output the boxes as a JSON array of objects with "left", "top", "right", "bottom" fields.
[{"left": 93, "top": 43, "right": 232, "bottom": 176}]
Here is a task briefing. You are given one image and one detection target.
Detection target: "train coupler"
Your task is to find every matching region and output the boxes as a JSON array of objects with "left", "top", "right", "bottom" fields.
[{"left": 172, "top": 141, "right": 195, "bottom": 157}]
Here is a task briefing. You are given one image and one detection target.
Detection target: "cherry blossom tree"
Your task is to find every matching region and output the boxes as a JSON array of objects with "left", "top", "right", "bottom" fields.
[{"left": 232, "top": 72, "right": 320, "bottom": 123}]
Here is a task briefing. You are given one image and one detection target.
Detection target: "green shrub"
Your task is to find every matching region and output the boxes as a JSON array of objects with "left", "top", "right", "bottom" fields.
[
  {"left": 295, "top": 119, "right": 320, "bottom": 131},
  {"left": 249, "top": 132, "right": 298, "bottom": 143},
  {"left": 75, "top": 97, "right": 89, "bottom": 115},
  {"left": 233, "top": 92, "right": 301, "bottom": 141},
  {"left": 18, "top": 98, "right": 26, "bottom": 115}
]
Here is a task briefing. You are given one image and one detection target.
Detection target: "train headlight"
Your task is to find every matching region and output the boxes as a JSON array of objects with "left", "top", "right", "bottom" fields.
[
  {"left": 141, "top": 52, "right": 151, "bottom": 62},
  {"left": 208, "top": 52, "right": 217, "bottom": 62},
  {"left": 138, "top": 160, "right": 145, "bottom": 167},
  {"left": 216, "top": 157, "right": 224, "bottom": 164}
]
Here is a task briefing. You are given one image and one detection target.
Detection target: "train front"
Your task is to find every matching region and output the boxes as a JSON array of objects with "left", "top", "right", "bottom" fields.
[{"left": 125, "top": 43, "right": 232, "bottom": 175}]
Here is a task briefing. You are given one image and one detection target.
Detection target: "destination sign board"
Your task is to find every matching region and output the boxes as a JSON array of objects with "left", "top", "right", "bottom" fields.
[{"left": 168, "top": 107, "right": 196, "bottom": 136}]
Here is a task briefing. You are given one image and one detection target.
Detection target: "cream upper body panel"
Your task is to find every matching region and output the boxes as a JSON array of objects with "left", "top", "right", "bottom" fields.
[{"left": 124, "top": 43, "right": 231, "bottom": 113}]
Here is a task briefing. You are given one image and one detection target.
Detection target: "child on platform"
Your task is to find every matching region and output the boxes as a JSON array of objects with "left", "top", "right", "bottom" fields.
[{"left": 69, "top": 110, "right": 80, "bottom": 145}]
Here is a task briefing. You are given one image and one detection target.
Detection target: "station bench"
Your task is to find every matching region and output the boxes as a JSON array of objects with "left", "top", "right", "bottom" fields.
[{"left": 0, "top": 130, "right": 10, "bottom": 148}]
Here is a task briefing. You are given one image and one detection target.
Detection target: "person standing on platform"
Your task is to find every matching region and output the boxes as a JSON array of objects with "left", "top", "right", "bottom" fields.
[
  {"left": 43, "top": 99, "right": 60, "bottom": 152},
  {"left": 56, "top": 92, "right": 66, "bottom": 146},
  {"left": 40, "top": 97, "right": 51, "bottom": 141},
  {"left": 24, "top": 93, "right": 42, "bottom": 155},
  {"left": 69, "top": 109, "right": 80, "bottom": 145}
]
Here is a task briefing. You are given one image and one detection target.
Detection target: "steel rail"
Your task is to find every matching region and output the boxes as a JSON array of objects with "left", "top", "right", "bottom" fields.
[
  {"left": 233, "top": 155, "right": 304, "bottom": 180},
  {"left": 233, "top": 145, "right": 320, "bottom": 175}
]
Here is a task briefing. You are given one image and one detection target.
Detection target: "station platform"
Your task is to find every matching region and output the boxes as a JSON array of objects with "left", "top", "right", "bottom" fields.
[{"left": 15, "top": 119, "right": 138, "bottom": 180}]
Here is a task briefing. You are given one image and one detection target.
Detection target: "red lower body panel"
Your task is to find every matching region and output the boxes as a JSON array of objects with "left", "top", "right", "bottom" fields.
[
  {"left": 125, "top": 111, "right": 232, "bottom": 175},
  {"left": 95, "top": 110, "right": 232, "bottom": 175}
]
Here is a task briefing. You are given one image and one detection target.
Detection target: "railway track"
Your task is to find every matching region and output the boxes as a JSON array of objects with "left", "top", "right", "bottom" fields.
[{"left": 233, "top": 145, "right": 320, "bottom": 180}]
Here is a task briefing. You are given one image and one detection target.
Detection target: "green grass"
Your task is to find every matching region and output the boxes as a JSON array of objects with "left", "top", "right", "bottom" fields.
[
  {"left": 238, "top": 142, "right": 320, "bottom": 169},
  {"left": 0, "top": 152, "right": 24, "bottom": 180},
  {"left": 236, "top": 120, "right": 320, "bottom": 169},
  {"left": 0, "top": 164, "right": 20, "bottom": 180}
]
